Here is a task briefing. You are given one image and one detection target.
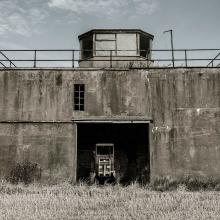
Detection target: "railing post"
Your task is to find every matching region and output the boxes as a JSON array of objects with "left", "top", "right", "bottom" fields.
[
  {"left": 170, "top": 31, "right": 175, "bottom": 67},
  {"left": 212, "top": 61, "right": 214, "bottom": 67},
  {"left": 184, "top": 50, "right": 188, "bottom": 67},
  {"left": 171, "top": 50, "right": 175, "bottom": 67},
  {"left": 147, "top": 50, "right": 149, "bottom": 68},
  {"left": 33, "top": 50, "right": 37, "bottom": 68},
  {"left": 72, "top": 50, "right": 75, "bottom": 68},
  {"left": 110, "top": 50, "right": 112, "bottom": 68}
]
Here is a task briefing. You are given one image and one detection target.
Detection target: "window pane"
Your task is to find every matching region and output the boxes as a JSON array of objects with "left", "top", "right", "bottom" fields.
[
  {"left": 74, "top": 84, "right": 80, "bottom": 90},
  {"left": 95, "top": 41, "right": 116, "bottom": 56},
  {"left": 79, "top": 104, "right": 84, "bottom": 111},
  {"left": 74, "top": 98, "right": 80, "bottom": 104},
  {"left": 74, "top": 92, "right": 80, "bottom": 98},
  {"left": 82, "top": 35, "right": 93, "bottom": 59},
  {"left": 79, "top": 84, "right": 85, "bottom": 90},
  {"left": 140, "top": 34, "right": 150, "bottom": 57},
  {"left": 75, "top": 104, "right": 80, "bottom": 111},
  {"left": 97, "top": 146, "right": 113, "bottom": 155},
  {"left": 117, "top": 34, "right": 137, "bottom": 56}
]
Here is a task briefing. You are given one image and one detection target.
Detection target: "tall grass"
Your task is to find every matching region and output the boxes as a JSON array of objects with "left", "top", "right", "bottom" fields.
[
  {"left": 1, "top": 180, "right": 220, "bottom": 219},
  {"left": 150, "top": 176, "right": 220, "bottom": 191}
]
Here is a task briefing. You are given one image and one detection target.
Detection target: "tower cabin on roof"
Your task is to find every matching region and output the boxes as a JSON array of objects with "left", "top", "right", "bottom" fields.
[{"left": 78, "top": 29, "right": 154, "bottom": 68}]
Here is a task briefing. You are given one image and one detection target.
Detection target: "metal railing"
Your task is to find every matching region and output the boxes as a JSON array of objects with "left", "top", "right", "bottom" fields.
[
  {"left": 0, "top": 51, "right": 17, "bottom": 68},
  {"left": 207, "top": 51, "right": 220, "bottom": 67},
  {"left": 0, "top": 49, "right": 220, "bottom": 68}
]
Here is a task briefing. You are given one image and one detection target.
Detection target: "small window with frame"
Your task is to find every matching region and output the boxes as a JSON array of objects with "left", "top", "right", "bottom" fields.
[{"left": 74, "top": 84, "right": 85, "bottom": 111}]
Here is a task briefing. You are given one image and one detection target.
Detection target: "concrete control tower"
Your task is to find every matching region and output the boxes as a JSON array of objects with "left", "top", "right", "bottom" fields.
[{"left": 78, "top": 29, "right": 154, "bottom": 68}]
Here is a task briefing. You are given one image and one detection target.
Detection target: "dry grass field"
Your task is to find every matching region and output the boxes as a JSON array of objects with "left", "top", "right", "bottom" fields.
[{"left": 1, "top": 180, "right": 220, "bottom": 220}]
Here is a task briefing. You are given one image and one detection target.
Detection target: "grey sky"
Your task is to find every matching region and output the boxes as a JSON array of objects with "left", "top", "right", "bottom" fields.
[{"left": 0, "top": 0, "right": 219, "bottom": 52}]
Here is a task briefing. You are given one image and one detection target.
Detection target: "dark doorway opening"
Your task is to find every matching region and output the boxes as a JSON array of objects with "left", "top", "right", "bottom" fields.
[{"left": 77, "top": 123, "right": 150, "bottom": 184}]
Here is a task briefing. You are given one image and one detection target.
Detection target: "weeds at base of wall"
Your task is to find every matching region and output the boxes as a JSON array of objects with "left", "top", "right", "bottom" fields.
[
  {"left": 7, "top": 161, "right": 41, "bottom": 185},
  {"left": 69, "top": 176, "right": 220, "bottom": 191},
  {"left": 1, "top": 178, "right": 220, "bottom": 194},
  {"left": 4, "top": 170, "right": 220, "bottom": 192},
  {"left": 150, "top": 176, "right": 220, "bottom": 191}
]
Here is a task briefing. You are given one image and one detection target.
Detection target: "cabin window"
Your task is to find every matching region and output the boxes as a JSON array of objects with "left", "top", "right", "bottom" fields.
[
  {"left": 74, "top": 84, "right": 85, "bottom": 111},
  {"left": 95, "top": 34, "right": 116, "bottom": 56},
  {"left": 140, "top": 34, "right": 150, "bottom": 58},
  {"left": 81, "top": 35, "right": 93, "bottom": 59}
]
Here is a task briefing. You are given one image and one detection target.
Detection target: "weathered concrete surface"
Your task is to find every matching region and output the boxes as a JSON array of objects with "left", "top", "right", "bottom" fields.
[
  {"left": 0, "top": 68, "right": 219, "bottom": 182},
  {"left": 0, "top": 123, "right": 76, "bottom": 183},
  {"left": 149, "top": 69, "right": 220, "bottom": 180},
  {"left": 0, "top": 69, "right": 151, "bottom": 121},
  {"left": 79, "top": 57, "right": 153, "bottom": 68}
]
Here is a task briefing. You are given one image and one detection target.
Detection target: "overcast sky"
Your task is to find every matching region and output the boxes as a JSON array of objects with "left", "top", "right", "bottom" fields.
[
  {"left": 0, "top": 0, "right": 219, "bottom": 50},
  {"left": 0, "top": 0, "right": 219, "bottom": 67}
]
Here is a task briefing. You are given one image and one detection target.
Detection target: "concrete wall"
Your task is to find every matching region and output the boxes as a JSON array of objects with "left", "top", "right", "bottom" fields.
[
  {"left": 0, "top": 123, "right": 76, "bottom": 183},
  {"left": 0, "top": 69, "right": 152, "bottom": 121},
  {"left": 0, "top": 69, "right": 150, "bottom": 182},
  {"left": 0, "top": 68, "right": 219, "bottom": 182},
  {"left": 79, "top": 57, "right": 152, "bottom": 68},
  {"left": 149, "top": 69, "right": 220, "bottom": 180}
]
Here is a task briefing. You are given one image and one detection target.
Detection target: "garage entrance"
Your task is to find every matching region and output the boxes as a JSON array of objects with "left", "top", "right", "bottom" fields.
[{"left": 76, "top": 122, "right": 150, "bottom": 184}]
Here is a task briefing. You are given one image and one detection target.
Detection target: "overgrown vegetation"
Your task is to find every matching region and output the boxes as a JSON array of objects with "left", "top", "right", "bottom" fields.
[
  {"left": 1, "top": 179, "right": 220, "bottom": 219},
  {"left": 150, "top": 176, "right": 220, "bottom": 191},
  {"left": 8, "top": 161, "right": 41, "bottom": 184}
]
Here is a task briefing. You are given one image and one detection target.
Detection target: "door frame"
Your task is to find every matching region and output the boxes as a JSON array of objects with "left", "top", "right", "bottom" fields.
[{"left": 72, "top": 119, "right": 153, "bottom": 182}]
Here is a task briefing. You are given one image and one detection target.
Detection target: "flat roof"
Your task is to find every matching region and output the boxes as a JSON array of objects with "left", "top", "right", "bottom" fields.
[{"left": 78, "top": 29, "right": 154, "bottom": 40}]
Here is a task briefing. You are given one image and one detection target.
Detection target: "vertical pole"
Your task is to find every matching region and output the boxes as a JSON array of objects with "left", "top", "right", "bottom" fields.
[
  {"left": 74, "top": 122, "right": 78, "bottom": 183},
  {"left": 164, "top": 30, "right": 175, "bottom": 67},
  {"left": 184, "top": 50, "right": 188, "bottom": 67},
  {"left": 110, "top": 50, "right": 112, "bottom": 68},
  {"left": 72, "top": 50, "right": 75, "bottom": 68},
  {"left": 33, "top": 50, "right": 37, "bottom": 68},
  {"left": 170, "top": 30, "right": 175, "bottom": 67},
  {"left": 149, "top": 122, "right": 153, "bottom": 183}
]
